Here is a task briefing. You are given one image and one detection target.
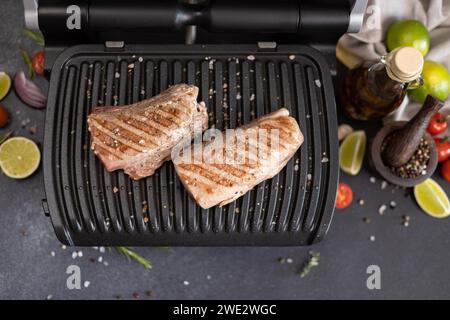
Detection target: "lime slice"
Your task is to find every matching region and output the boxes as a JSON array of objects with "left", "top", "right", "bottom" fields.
[
  {"left": 0, "top": 137, "right": 41, "bottom": 179},
  {"left": 414, "top": 178, "right": 450, "bottom": 219},
  {"left": 0, "top": 72, "right": 11, "bottom": 101},
  {"left": 339, "top": 130, "right": 366, "bottom": 175}
]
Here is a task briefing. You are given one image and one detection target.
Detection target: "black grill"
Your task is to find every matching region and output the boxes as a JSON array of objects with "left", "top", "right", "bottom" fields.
[{"left": 43, "top": 44, "right": 338, "bottom": 246}]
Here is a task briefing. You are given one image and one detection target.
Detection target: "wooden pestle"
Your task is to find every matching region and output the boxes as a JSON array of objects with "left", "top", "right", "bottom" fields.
[{"left": 382, "top": 95, "right": 444, "bottom": 168}]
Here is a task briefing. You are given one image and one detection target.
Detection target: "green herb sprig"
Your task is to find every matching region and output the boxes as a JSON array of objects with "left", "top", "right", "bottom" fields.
[
  {"left": 24, "top": 29, "right": 45, "bottom": 46},
  {"left": 299, "top": 251, "right": 320, "bottom": 278},
  {"left": 114, "top": 246, "right": 152, "bottom": 269},
  {"left": 0, "top": 132, "right": 12, "bottom": 145},
  {"left": 20, "top": 48, "right": 35, "bottom": 79}
]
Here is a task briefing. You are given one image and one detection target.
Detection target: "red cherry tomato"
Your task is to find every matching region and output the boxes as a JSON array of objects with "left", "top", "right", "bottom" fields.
[
  {"left": 441, "top": 159, "right": 450, "bottom": 183},
  {"left": 435, "top": 138, "right": 450, "bottom": 162},
  {"left": 335, "top": 182, "right": 353, "bottom": 209},
  {"left": 31, "top": 51, "right": 44, "bottom": 76},
  {"left": 428, "top": 112, "right": 448, "bottom": 136}
]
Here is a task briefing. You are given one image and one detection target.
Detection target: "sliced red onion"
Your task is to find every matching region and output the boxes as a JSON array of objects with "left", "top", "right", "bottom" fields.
[{"left": 14, "top": 71, "right": 47, "bottom": 108}]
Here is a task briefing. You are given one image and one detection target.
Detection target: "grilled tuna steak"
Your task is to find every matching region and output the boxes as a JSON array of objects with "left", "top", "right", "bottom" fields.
[
  {"left": 87, "top": 84, "right": 208, "bottom": 180},
  {"left": 173, "top": 108, "right": 303, "bottom": 209}
]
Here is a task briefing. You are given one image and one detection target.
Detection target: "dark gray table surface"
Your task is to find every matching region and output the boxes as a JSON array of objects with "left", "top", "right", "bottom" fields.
[{"left": 1, "top": 0, "right": 449, "bottom": 300}]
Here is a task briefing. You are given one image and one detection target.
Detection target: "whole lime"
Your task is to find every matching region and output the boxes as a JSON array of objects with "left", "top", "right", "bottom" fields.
[
  {"left": 386, "top": 20, "right": 430, "bottom": 56},
  {"left": 409, "top": 60, "right": 450, "bottom": 103}
]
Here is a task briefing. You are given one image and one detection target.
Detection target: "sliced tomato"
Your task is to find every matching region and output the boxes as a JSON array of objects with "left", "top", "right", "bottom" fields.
[{"left": 336, "top": 182, "right": 353, "bottom": 209}]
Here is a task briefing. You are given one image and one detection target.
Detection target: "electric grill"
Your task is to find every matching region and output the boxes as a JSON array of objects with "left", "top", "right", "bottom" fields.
[{"left": 25, "top": 0, "right": 367, "bottom": 246}]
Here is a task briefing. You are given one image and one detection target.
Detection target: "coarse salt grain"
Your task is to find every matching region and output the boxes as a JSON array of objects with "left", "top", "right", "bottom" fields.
[
  {"left": 183, "top": 281, "right": 190, "bottom": 286},
  {"left": 72, "top": 252, "right": 77, "bottom": 259},
  {"left": 378, "top": 204, "right": 387, "bottom": 215},
  {"left": 99, "top": 247, "right": 105, "bottom": 253},
  {"left": 84, "top": 281, "right": 90, "bottom": 288},
  {"left": 247, "top": 55, "right": 255, "bottom": 61}
]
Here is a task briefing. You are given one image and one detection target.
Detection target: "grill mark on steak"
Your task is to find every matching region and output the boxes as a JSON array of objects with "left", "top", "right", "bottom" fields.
[
  {"left": 177, "top": 163, "right": 236, "bottom": 187},
  {"left": 89, "top": 119, "right": 149, "bottom": 152},
  {"left": 113, "top": 115, "right": 169, "bottom": 141},
  {"left": 178, "top": 173, "right": 214, "bottom": 195},
  {"left": 93, "top": 141, "right": 128, "bottom": 161},
  {"left": 210, "top": 163, "right": 247, "bottom": 178},
  {"left": 155, "top": 109, "right": 186, "bottom": 125},
  {"left": 105, "top": 118, "right": 160, "bottom": 147}
]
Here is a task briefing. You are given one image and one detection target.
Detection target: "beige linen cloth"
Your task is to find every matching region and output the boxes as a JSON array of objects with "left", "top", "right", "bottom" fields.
[{"left": 337, "top": 0, "right": 450, "bottom": 122}]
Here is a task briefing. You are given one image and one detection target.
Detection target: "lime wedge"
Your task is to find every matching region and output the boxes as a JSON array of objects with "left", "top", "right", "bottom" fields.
[
  {"left": 0, "top": 137, "right": 41, "bottom": 179},
  {"left": 339, "top": 130, "right": 366, "bottom": 175},
  {"left": 0, "top": 72, "right": 11, "bottom": 101},
  {"left": 414, "top": 178, "right": 450, "bottom": 219}
]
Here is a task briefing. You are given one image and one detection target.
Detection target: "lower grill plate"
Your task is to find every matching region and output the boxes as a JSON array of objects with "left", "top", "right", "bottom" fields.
[{"left": 43, "top": 44, "right": 338, "bottom": 246}]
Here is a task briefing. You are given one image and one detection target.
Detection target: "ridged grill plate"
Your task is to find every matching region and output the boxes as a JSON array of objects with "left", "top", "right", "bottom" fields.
[{"left": 43, "top": 44, "right": 338, "bottom": 246}]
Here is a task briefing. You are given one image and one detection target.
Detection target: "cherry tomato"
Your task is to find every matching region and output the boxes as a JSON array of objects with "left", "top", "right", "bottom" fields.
[
  {"left": 31, "top": 51, "right": 44, "bottom": 76},
  {"left": 441, "top": 159, "right": 450, "bottom": 183},
  {"left": 0, "top": 105, "right": 9, "bottom": 128},
  {"left": 435, "top": 138, "right": 450, "bottom": 162},
  {"left": 335, "top": 182, "right": 353, "bottom": 209},
  {"left": 428, "top": 112, "right": 448, "bottom": 136}
]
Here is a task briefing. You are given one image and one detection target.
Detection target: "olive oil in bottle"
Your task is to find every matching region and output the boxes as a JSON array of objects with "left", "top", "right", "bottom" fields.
[{"left": 341, "top": 47, "right": 424, "bottom": 121}]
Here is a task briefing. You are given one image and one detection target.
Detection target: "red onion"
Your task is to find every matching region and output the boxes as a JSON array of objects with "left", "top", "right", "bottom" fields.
[{"left": 14, "top": 71, "right": 47, "bottom": 108}]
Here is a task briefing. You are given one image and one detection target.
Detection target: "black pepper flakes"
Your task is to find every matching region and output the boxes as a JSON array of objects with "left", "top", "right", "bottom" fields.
[{"left": 383, "top": 137, "right": 430, "bottom": 179}]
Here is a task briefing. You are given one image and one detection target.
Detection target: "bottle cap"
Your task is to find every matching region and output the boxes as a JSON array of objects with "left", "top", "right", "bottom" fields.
[{"left": 386, "top": 47, "right": 424, "bottom": 83}]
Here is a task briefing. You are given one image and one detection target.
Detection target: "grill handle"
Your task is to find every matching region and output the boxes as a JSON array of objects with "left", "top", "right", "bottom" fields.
[{"left": 25, "top": 0, "right": 365, "bottom": 45}]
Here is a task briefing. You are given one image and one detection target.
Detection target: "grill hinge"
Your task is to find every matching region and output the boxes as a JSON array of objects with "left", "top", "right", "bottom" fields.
[
  {"left": 257, "top": 42, "right": 278, "bottom": 52},
  {"left": 105, "top": 41, "right": 125, "bottom": 51}
]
